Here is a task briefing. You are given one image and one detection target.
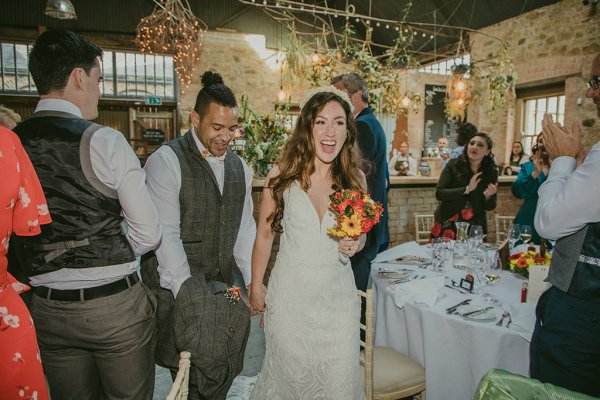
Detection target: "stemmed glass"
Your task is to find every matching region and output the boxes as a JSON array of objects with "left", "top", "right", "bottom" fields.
[
  {"left": 468, "top": 225, "right": 484, "bottom": 253},
  {"left": 483, "top": 247, "right": 502, "bottom": 303},
  {"left": 508, "top": 224, "right": 520, "bottom": 253},
  {"left": 520, "top": 225, "right": 533, "bottom": 245}
]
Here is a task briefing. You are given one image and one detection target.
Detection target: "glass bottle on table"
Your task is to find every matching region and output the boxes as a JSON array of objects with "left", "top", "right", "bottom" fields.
[{"left": 453, "top": 222, "right": 470, "bottom": 269}]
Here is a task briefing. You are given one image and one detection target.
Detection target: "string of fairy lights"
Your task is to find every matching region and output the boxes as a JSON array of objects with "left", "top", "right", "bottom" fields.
[{"left": 135, "top": 0, "right": 208, "bottom": 85}]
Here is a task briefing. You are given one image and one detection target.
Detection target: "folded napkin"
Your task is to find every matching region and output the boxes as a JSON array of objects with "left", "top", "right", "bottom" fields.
[
  {"left": 502, "top": 302, "right": 537, "bottom": 342},
  {"left": 388, "top": 276, "right": 445, "bottom": 308},
  {"left": 374, "top": 241, "right": 430, "bottom": 263}
]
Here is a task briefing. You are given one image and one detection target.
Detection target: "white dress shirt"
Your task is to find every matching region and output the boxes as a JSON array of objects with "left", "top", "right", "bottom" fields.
[
  {"left": 388, "top": 150, "right": 417, "bottom": 176},
  {"left": 144, "top": 129, "right": 256, "bottom": 297},
  {"left": 29, "top": 99, "right": 161, "bottom": 289},
  {"left": 535, "top": 140, "right": 600, "bottom": 241}
]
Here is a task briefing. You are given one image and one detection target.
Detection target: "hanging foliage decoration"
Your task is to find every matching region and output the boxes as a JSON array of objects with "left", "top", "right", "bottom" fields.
[{"left": 135, "top": 0, "right": 207, "bottom": 85}]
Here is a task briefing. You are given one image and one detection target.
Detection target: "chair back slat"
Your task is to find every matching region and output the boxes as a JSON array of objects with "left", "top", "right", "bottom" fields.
[{"left": 415, "top": 214, "right": 434, "bottom": 244}]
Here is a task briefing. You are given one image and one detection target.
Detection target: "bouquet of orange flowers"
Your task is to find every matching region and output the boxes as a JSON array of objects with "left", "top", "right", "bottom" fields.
[
  {"left": 509, "top": 246, "right": 551, "bottom": 278},
  {"left": 327, "top": 189, "right": 384, "bottom": 239}
]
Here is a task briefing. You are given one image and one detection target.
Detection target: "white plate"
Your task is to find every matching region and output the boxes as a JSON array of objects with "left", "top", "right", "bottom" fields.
[{"left": 456, "top": 304, "right": 496, "bottom": 321}]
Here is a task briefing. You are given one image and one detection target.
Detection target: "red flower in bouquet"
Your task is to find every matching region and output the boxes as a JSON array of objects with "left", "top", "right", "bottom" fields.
[
  {"left": 431, "top": 223, "right": 442, "bottom": 238},
  {"left": 461, "top": 208, "right": 474, "bottom": 221},
  {"left": 327, "top": 189, "right": 383, "bottom": 239},
  {"left": 442, "top": 229, "right": 456, "bottom": 240},
  {"left": 448, "top": 213, "right": 459, "bottom": 222}
]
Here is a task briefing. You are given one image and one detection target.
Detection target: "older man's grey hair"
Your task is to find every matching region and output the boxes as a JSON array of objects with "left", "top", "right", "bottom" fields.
[{"left": 331, "top": 72, "right": 369, "bottom": 103}]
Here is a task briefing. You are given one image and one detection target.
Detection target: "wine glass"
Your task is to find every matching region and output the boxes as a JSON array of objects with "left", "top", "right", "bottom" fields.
[
  {"left": 483, "top": 247, "right": 502, "bottom": 303},
  {"left": 468, "top": 225, "right": 484, "bottom": 253},
  {"left": 520, "top": 225, "right": 532, "bottom": 245},
  {"left": 508, "top": 224, "right": 520, "bottom": 253}
]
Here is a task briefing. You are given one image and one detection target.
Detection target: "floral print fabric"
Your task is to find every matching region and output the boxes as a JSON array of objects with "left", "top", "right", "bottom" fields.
[{"left": 0, "top": 127, "right": 51, "bottom": 400}]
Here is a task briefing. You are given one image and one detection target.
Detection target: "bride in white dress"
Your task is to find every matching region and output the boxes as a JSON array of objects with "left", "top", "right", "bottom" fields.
[{"left": 249, "top": 88, "right": 366, "bottom": 400}]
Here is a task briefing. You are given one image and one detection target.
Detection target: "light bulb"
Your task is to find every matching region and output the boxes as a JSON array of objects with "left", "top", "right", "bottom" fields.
[
  {"left": 458, "top": 98, "right": 465, "bottom": 105},
  {"left": 312, "top": 51, "right": 319, "bottom": 63},
  {"left": 456, "top": 81, "right": 466, "bottom": 92},
  {"left": 278, "top": 87, "right": 286, "bottom": 102},
  {"left": 401, "top": 95, "right": 411, "bottom": 108}
]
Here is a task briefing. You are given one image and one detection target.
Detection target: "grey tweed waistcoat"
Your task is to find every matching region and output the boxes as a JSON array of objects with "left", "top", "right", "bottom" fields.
[
  {"left": 548, "top": 222, "right": 600, "bottom": 303},
  {"left": 168, "top": 130, "right": 245, "bottom": 285}
]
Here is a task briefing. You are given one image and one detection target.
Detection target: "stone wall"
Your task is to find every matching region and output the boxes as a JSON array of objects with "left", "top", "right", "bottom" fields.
[
  {"left": 178, "top": 31, "right": 307, "bottom": 132},
  {"left": 469, "top": 0, "right": 600, "bottom": 155}
]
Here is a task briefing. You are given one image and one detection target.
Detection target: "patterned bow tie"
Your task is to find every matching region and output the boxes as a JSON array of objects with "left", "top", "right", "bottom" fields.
[{"left": 201, "top": 149, "right": 226, "bottom": 162}]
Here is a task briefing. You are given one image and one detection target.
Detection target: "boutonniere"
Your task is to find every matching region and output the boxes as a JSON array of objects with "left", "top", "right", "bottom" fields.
[
  {"left": 225, "top": 286, "right": 243, "bottom": 304},
  {"left": 201, "top": 149, "right": 209, "bottom": 159}
]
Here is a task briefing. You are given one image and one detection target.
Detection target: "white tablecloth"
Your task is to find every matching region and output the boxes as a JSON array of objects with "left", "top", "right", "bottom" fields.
[{"left": 371, "top": 250, "right": 537, "bottom": 400}]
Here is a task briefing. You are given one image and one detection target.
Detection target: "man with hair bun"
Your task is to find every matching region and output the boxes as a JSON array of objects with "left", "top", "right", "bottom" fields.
[{"left": 142, "top": 71, "right": 256, "bottom": 399}]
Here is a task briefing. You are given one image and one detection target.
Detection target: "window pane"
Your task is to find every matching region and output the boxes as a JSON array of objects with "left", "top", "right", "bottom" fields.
[
  {"left": 547, "top": 96, "right": 558, "bottom": 115},
  {"left": 164, "top": 56, "right": 174, "bottom": 99},
  {"left": 557, "top": 95, "right": 565, "bottom": 125},
  {"left": 136, "top": 53, "right": 146, "bottom": 97},
  {"left": 2, "top": 43, "right": 16, "bottom": 91},
  {"left": 102, "top": 51, "right": 114, "bottom": 96},
  {"left": 126, "top": 53, "right": 135, "bottom": 96},
  {"left": 115, "top": 52, "right": 126, "bottom": 97},
  {"left": 145, "top": 54, "right": 155, "bottom": 96},
  {"left": 15, "top": 44, "right": 29, "bottom": 92}
]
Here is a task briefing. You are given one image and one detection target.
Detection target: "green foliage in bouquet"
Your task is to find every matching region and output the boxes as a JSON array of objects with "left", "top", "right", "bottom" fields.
[{"left": 239, "top": 96, "right": 291, "bottom": 177}]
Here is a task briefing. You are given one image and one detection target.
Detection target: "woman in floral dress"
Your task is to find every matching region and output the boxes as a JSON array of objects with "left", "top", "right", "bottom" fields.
[{"left": 0, "top": 126, "right": 51, "bottom": 400}]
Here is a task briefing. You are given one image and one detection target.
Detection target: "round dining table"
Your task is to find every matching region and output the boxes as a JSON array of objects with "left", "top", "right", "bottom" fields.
[{"left": 370, "top": 244, "right": 538, "bottom": 400}]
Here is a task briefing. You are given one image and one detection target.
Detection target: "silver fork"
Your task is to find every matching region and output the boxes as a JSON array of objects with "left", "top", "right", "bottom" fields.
[{"left": 496, "top": 311, "right": 509, "bottom": 327}]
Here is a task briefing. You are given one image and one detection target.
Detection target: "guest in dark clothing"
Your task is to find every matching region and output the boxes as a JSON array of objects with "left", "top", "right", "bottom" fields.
[
  {"left": 512, "top": 135, "right": 549, "bottom": 244},
  {"left": 332, "top": 73, "right": 389, "bottom": 291},
  {"left": 432, "top": 133, "right": 498, "bottom": 237}
]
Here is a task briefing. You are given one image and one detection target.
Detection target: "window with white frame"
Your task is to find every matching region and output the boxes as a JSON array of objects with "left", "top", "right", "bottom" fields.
[
  {"left": 521, "top": 94, "right": 565, "bottom": 154},
  {"left": 0, "top": 41, "right": 176, "bottom": 100}
]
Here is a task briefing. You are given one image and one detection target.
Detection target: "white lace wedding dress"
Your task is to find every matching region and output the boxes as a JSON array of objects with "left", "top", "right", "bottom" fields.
[{"left": 251, "top": 182, "right": 365, "bottom": 400}]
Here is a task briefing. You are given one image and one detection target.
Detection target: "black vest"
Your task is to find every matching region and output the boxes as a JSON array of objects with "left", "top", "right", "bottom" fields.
[{"left": 13, "top": 111, "right": 135, "bottom": 276}]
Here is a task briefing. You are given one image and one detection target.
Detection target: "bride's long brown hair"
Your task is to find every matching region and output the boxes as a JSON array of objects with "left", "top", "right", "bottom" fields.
[{"left": 268, "top": 90, "right": 365, "bottom": 232}]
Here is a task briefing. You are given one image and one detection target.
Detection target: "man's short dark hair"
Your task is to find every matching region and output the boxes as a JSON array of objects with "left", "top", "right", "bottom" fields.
[
  {"left": 331, "top": 72, "right": 369, "bottom": 103},
  {"left": 28, "top": 29, "right": 103, "bottom": 95},
  {"left": 194, "top": 71, "right": 237, "bottom": 118}
]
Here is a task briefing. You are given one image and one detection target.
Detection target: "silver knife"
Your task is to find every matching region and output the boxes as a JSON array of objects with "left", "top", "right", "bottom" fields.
[
  {"left": 445, "top": 299, "right": 472, "bottom": 314},
  {"left": 461, "top": 306, "right": 494, "bottom": 317}
]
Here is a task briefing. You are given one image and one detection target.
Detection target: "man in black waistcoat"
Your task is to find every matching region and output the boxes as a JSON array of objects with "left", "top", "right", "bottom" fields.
[
  {"left": 531, "top": 52, "right": 600, "bottom": 397},
  {"left": 332, "top": 73, "right": 389, "bottom": 292},
  {"left": 142, "top": 71, "right": 256, "bottom": 399},
  {"left": 13, "top": 30, "right": 161, "bottom": 399}
]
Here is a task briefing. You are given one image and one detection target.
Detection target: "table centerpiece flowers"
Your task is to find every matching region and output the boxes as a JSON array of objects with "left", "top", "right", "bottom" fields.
[{"left": 509, "top": 245, "right": 551, "bottom": 278}]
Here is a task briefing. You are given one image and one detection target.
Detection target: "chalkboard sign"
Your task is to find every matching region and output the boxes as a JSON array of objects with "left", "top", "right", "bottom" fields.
[
  {"left": 143, "top": 128, "right": 165, "bottom": 145},
  {"left": 423, "top": 84, "right": 459, "bottom": 150}
]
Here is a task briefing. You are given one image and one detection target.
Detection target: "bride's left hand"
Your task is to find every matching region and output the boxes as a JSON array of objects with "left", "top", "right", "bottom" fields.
[{"left": 339, "top": 237, "right": 360, "bottom": 257}]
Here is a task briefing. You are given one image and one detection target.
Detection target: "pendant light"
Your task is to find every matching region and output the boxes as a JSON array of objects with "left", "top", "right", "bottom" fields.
[{"left": 45, "top": 0, "right": 77, "bottom": 20}]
